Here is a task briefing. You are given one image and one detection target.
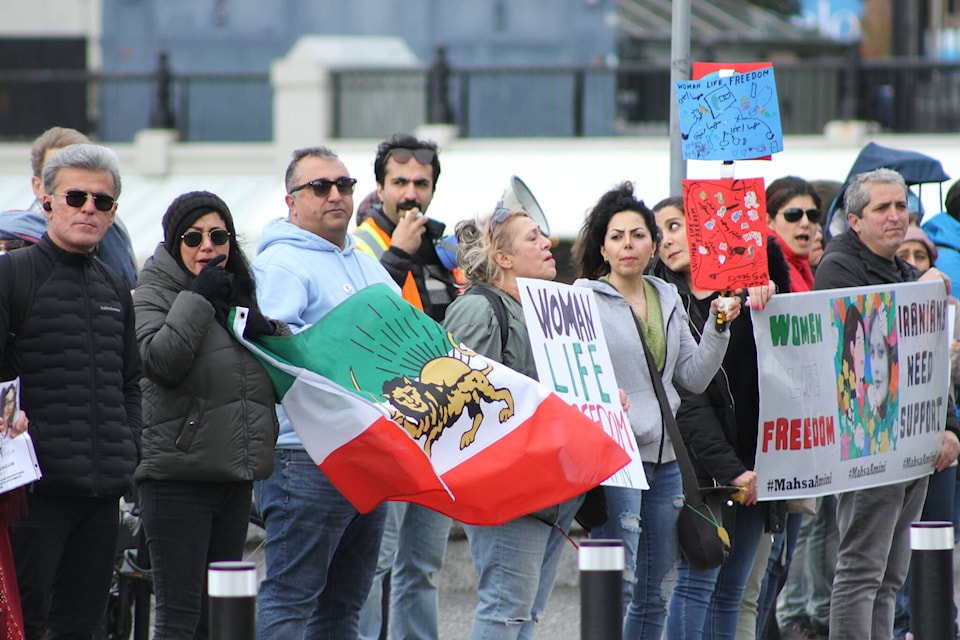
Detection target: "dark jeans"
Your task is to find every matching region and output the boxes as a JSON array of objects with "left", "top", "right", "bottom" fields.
[
  {"left": 139, "top": 479, "right": 253, "bottom": 640},
  {"left": 11, "top": 493, "right": 119, "bottom": 640}
]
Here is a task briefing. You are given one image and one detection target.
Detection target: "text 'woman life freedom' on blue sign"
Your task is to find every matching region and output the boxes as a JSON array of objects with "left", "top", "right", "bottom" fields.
[{"left": 676, "top": 67, "right": 784, "bottom": 162}]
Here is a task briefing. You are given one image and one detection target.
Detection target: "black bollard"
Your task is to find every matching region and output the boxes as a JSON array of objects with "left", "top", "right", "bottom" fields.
[
  {"left": 208, "top": 561, "right": 257, "bottom": 640},
  {"left": 910, "top": 521, "right": 954, "bottom": 640},
  {"left": 580, "top": 538, "right": 623, "bottom": 640}
]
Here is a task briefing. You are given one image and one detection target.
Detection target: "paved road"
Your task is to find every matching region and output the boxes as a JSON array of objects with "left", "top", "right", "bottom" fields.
[{"left": 241, "top": 526, "right": 584, "bottom": 639}]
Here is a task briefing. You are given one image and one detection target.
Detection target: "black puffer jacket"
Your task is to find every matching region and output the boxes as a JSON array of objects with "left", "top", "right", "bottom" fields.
[
  {"left": 654, "top": 238, "right": 793, "bottom": 531},
  {"left": 0, "top": 236, "right": 142, "bottom": 498},
  {"left": 133, "top": 244, "right": 281, "bottom": 483}
]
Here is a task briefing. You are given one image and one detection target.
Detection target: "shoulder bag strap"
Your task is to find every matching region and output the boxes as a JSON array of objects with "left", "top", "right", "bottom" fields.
[{"left": 630, "top": 311, "right": 704, "bottom": 504}]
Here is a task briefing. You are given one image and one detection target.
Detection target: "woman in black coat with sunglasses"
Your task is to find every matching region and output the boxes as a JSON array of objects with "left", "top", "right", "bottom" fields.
[{"left": 133, "top": 191, "right": 285, "bottom": 640}]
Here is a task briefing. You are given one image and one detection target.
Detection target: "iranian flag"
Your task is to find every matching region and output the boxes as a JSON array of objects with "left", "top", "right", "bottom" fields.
[{"left": 231, "top": 284, "right": 629, "bottom": 526}]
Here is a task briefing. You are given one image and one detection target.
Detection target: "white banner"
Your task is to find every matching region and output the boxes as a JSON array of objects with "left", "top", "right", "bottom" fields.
[
  {"left": 517, "top": 278, "right": 648, "bottom": 490},
  {"left": 753, "top": 280, "right": 948, "bottom": 499}
]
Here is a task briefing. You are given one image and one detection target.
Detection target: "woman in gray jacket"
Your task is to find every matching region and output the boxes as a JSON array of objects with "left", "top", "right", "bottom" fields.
[
  {"left": 572, "top": 182, "right": 739, "bottom": 640},
  {"left": 133, "top": 191, "right": 283, "bottom": 640}
]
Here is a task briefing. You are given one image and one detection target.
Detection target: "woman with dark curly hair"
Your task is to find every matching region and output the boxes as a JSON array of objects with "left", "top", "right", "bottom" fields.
[{"left": 572, "top": 182, "right": 740, "bottom": 639}]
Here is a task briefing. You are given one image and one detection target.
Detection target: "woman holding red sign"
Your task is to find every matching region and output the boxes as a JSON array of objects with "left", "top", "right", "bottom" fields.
[
  {"left": 572, "top": 182, "right": 741, "bottom": 640},
  {"left": 651, "top": 194, "right": 789, "bottom": 640}
]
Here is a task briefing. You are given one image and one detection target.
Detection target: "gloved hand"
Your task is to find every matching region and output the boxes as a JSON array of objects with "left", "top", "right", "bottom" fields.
[
  {"left": 190, "top": 255, "right": 233, "bottom": 303},
  {"left": 243, "top": 306, "right": 275, "bottom": 339}
]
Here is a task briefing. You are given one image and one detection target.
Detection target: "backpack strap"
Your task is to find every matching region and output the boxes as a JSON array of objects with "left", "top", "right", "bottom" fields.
[
  {"left": 464, "top": 282, "right": 509, "bottom": 354},
  {"left": 6, "top": 248, "right": 36, "bottom": 340}
]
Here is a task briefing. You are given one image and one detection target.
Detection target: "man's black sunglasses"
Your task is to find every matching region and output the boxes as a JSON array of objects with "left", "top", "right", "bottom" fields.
[
  {"left": 288, "top": 177, "right": 357, "bottom": 197},
  {"left": 780, "top": 207, "right": 820, "bottom": 224},
  {"left": 51, "top": 190, "right": 116, "bottom": 212}
]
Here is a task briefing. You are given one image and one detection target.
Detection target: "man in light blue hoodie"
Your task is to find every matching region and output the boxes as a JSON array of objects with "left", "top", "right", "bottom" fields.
[{"left": 251, "top": 146, "right": 400, "bottom": 639}]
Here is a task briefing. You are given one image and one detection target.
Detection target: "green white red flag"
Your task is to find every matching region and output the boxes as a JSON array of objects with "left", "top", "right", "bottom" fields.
[{"left": 231, "top": 284, "right": 629, "bottom": 526}]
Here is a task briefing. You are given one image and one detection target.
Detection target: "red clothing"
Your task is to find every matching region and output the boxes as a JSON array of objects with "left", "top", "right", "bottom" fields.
[
  {"left": 0, "top": 491, "right": 25, "bottom": 640},
  {"left": 777, "top": 237, "right": 814, "bottom": 292}
]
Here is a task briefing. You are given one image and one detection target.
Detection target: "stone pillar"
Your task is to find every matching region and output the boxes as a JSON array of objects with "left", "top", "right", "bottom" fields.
[{"left": 271, "top": 55, "right": 332, "bottom": 154}]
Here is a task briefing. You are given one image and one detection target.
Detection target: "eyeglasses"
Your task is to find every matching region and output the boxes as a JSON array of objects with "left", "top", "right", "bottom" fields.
[
  {"left": 780, "top": 207, "right": 820, "bottom": 224},
  {"left": 181, "top": 229, "right": 231, "bottom": 248},
  {"left": 51, "top": 190, "right": 116, "bottom": 212},
  {"left": 387, "top": 148, "right": 436, "bottom": 165},
  {"left": 288, "top": 177, "right": 357, "bottom": 198}
]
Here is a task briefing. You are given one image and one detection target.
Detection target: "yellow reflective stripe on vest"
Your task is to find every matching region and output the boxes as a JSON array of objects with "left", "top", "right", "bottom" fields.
[{"left": 353, "top": 219, "right": 390, "bottom": 258}]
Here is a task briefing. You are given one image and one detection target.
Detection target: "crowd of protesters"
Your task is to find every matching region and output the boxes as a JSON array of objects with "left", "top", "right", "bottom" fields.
[{"left": 2, "top": 126, "right": 960, "bottom": 640}]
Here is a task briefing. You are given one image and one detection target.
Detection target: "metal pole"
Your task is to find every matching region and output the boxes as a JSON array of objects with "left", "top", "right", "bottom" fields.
[
  {"left": 208, "top": 561, "right": 257, "bottom": 640},
  {"left": 669, "top": 0, "right": 691, "bottom": 196},
  {"left": 579, "top": 539, "right": 624, "bottom": 640},
  {"left": 910, "top": 521, "right": 954, "bottom": 640}
]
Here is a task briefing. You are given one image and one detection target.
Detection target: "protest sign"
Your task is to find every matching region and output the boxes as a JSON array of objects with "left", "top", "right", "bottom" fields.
[
  {"left": 517, "top": 278, "right": 648, "bottom": 490},
  {"left": 692, "top": 61, "right": 774, "bottom": 161},
  {"left": 752, "top": 281, "right": 948, "bottom": 499},
  {"left": 676, "top": 66, "right": 783, "bottom": 161},
  {"left": 683, "top": 178, "right": 770, "bottom": 290},
  {"left": 0, "top": 378, "right": 41, "bottom": 494}
]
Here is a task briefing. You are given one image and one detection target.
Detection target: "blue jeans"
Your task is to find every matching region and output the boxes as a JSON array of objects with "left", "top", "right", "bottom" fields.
[
  {"left": 758, "top": 510, "right": 804, "bottom": 635},
  {"left": 591, "top": 461, "right": 682, "bottom": 640},
  {"left": 358, "top": 502, "right": 452, "bottom": 640},
  {"left": 668, "top": 502, "right": 767, "bottom": 639},
  {"left": 255, "top": 449, "right": 387, "bottom": 639},
  {"left": 464, "top": 495, "right": 583, "bottom": 640},
  {"left": 829, "top": 477, "right": 928, "bottom": 640}
]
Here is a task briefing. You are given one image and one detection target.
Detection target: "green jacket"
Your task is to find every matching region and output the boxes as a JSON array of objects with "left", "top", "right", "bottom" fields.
[{"left": 133, "top": 244, "right": 280, "bottom": 483}]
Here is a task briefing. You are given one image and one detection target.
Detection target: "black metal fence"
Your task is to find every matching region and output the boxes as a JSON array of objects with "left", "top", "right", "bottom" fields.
[{"left": 2, "top": 57, "right": 960, "bottom": 142}]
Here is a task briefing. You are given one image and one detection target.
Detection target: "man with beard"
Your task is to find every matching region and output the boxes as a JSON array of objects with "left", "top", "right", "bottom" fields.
[{"left": 355, "top": 134, "right": 460, "bottom": 640}]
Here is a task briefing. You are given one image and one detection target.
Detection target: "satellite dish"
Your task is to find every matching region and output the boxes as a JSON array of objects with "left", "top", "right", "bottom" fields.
[{"left": 497, "top": 176, "right": 551, "bottom": 237}]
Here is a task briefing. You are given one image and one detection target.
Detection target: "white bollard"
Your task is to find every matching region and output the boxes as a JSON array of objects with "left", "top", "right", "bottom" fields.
[
  {"left": 579, "top": 539, "right": 624, "bottom": 640},
  {"left": 910, "top": 521, "right": 954, "bottom": 640},
  {"left": 208, "top": 561, "right": 257, "bottom": 640}
]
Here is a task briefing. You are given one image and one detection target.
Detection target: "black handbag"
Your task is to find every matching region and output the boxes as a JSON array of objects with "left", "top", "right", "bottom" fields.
[
  {"left": 574, "top": 484, "right": 608, "bottom": 531},
  {"left": 632, "top": 312, "right": 737, "bottom": 571}
]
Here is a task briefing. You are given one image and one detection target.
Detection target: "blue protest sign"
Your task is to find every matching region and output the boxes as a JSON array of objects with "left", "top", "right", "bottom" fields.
[{"left": 676, "top": 67, "right": 783, "bottom": 161}]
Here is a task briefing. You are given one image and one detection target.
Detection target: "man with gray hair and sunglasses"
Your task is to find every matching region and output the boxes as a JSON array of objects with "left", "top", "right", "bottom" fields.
[
  {"left": 28, "top": 126, "right": 139, "bottom": 289},
  {"left": 2, "top": 143, "right": 142, "bottom": 639},
  {"left": 251, "top": 146, "right": 400, "bottom": 638}
]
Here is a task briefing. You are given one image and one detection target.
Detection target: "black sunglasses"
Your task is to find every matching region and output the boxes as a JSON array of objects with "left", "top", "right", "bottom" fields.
[
  {"left": 780, "top": 207, "right": 820, "bottom": 224},
  {"left": 288, "top": 177, "right": 357, "bottom": 197},
  {"left": 181, "top": 229, "right": 231, "bottom": 248},
  {"left": 51, "top": 190, "right": 116, "bottom": 212},
  {"left": 387, "top": 148, "right": 436, "bottom": 165}
]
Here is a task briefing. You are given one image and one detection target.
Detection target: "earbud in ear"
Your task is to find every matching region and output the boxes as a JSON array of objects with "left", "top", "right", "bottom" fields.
[{"left": 42, "top": 201, "right": 52, "bottom": 212}]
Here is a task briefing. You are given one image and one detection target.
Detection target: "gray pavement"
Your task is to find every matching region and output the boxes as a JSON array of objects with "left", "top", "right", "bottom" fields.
[{"left": 240, "top": 523, "right": 584, "bottom": 639}]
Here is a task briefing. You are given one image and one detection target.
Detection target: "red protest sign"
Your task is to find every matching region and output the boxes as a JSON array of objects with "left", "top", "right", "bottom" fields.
[{"left": 683, "top": 178, "right": 770, "bottom": 290}]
